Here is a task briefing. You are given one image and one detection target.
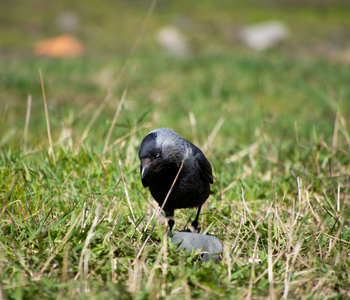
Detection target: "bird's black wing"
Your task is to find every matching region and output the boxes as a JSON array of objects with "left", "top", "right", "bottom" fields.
[{"left": 189, "top": 142, "right": 213, "bottom": 184}]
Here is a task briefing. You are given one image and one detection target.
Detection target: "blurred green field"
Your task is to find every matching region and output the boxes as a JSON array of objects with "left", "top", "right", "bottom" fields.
[
  {"left": 1, "top": 0, "right": 350, "bottom": 56},
  {"left": 1, "top": 53, "right": 350, "bottom": 151},
  {"left": 1, "top": 1, "right": 350, "bottom": 299}
]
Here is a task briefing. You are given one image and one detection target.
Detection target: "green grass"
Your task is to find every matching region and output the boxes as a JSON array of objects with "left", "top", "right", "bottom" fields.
[
  {"left": 1, "top": 1, "right": 350, "bottom": 299},
  {"left": 1, "top": 51, "right": 350, "bottom": 299}
]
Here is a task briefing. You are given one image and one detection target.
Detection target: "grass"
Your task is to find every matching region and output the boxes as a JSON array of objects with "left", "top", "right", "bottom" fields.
[
  {"left": 1, "top": 51, "right": 350, "bottom": 299},
  {"left": 1, "top": 1, "right": 350, "bottom": 299}
]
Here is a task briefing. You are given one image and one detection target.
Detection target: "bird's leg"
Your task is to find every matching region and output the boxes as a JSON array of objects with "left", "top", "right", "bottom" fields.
[
  {"left": 165, "top": 210, "right": 175, "bottom": 236},
  {"left": 191, "top": 204, "right": 202, "bottom": 232}
]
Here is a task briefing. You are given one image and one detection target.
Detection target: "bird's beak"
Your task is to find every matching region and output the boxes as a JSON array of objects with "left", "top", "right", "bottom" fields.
[{"left": 140, "top": 158, "right": 152, "bottom": 180}]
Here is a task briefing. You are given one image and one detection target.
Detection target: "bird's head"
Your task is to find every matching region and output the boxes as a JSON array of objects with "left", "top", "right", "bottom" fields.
[{"left": 138, "top": 128, "right": 186, "bottom": 184}]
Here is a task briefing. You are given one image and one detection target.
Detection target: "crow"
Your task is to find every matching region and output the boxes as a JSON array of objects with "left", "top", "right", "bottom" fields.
[{"left": 138, "top": 128, "right": 213, "bottom": 234}]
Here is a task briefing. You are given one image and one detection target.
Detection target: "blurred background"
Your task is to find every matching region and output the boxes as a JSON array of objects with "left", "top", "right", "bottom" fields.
[
  {"left": 1, "top": 0, "right": 350, "bottom": 57},
  {"left": 1, "top": 0, "right": 350, "bottom": 151}
]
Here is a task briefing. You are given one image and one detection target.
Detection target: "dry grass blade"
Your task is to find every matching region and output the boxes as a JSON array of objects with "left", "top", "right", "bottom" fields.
[
  {"left": 39, "top": 69, "right": 56, "bottom": 165},
  {"left": 24, "top": 94, "right": 32, "bottom": 154},
  {"left": 74, "top": 89, "right": 114, "bottom": 154},
  {"left": 129, "top": 0, "right": 158, "bottom": 56},
  {"left": 338, "top": 111, "right": 350, "bottom": 147},
  {"left": 221, "top": 168, "right": 253, "bottom": 194},
  {"left": 325, "top": 215, "right": 345, "bottom": 261},
  {"left": 0, "top": 200, "right": 22, "bottom": 224},
  {"left": 127, "top": 258, "right": 146, "bottom": 294},
  {"left": 267, "top": 214, "right": 276, "bottom": 300},
  {"left": 103, "top": 61, "right": 139, "bottom": 154},
  {"left": 202, "top": 117, "right": 224, "bottom": 153},
  {"left": 103, "top": 89, "right": 127, "bottom": 155},
  {"left": 254, "top": 250, "right": 286, "bottom": 284},
  {"left": 78, "top": 203, "right": 101, "bottom": 278},
  {"left": 119, "top": 160, "right": 136, "bottom": 225},
  {"left": 146, "top": 233, "right": 167, "bottom": 289},
  {"left": 332, "top": 111, "right": 340, "bottom": 149},
  {"left": 57, "top": 244, "right": 70, "bottom": 300},
  {"left": 247, "top": 233, "right": 260, "bottom": 300},
  {"left": 136, "top": 160, "right": 184, "bottom": 259},
  {"left": 226, "top": 138, "right": 262, "bottom": 163},
  {"left": 1, "top": 197, "right": 57, "bottom": 228},
  {"left": 282, "top": 241, "right": 302, "bottom": 299},
  {"left": 241, "top": 187, "right": 254, "bottom": 222},
  {"left": 189, "top": 111, "right": 198, "bottom": 145},
  {"left": 95, "top": 154, "right": 108, "bottom": 192},
  {"left": 107, "top": 123, "right": 150, "bottom": 152},
  {"left": 0, "top": 282, "right": 6, "bottom": 300}
]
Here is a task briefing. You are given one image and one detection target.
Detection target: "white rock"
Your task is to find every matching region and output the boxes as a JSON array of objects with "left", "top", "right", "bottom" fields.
[
  {"left": 172, "top": 232, "right": 222, "bottom": 261},
  {"left": 157, "top": 26, "right": 190, "bottom": 57},
  {"left": 57, "top": 11, "right": 79, "bottom": 33},
  {"left": 239, "top": 21, "right": 288, "bottom": 51}
]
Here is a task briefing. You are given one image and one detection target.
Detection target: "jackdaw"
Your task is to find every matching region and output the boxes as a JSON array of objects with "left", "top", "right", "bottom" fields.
[{"left": 138, "top": 128, "right": 213, "bottom": 234}]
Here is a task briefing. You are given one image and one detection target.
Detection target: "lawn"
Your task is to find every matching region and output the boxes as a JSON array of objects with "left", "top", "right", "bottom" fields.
[{"left": 1, "top": 1, "right": 350, "bottom": 299}]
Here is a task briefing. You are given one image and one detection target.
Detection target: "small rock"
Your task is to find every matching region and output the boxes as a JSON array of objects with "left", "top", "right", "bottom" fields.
[
  {"left": 57, "top": 11, "right": 79, "bottom": 33},
  {"left": 239, "top": 21, "right": 288, "bottom": 51},
  {"left": 157, "top": 26, "right": 190, "bottom": 58},
  {"left": 172, "top": 232, "right": 222, "bottom": 262}
]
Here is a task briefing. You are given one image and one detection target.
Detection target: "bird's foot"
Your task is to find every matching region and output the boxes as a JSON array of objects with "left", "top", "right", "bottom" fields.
[
  {"left": 167, "top": 229, "right": 174, "bottom": 238},
  {"left": 181, "top": 225, "right": 200, "bottom": 234}
]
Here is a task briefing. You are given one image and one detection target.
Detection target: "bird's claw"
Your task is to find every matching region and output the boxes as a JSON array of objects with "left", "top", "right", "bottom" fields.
[{"left": 181, "top": 226, "right": 200, "bottom": 234}]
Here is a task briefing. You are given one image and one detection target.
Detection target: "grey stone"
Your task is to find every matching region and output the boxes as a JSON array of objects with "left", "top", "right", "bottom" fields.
[
  {"left": 157, "top": 26, "right": 190, "bottom": 58},
  {"left": 171, "top": 232, "right": 222, "bottom": 262},
  {"left": 57, "top": 11, "right": 79, "bottom": 33},
  {"left": 239, "top": 21, "right": 288, "bottom": 51}
]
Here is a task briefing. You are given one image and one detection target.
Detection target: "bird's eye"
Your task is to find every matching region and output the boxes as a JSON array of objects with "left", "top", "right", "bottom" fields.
[{"left": 155, "top": 152, "right": 160, "bottom": 158}]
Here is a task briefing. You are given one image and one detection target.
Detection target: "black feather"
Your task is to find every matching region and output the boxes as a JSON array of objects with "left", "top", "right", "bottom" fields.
[{"left": 189, "top": 141, "right": 213, "bottom": 184}]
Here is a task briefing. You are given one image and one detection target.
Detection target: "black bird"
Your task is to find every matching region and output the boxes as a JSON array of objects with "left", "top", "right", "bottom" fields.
[{"left": 138, "top": 128, "right": 213, "bottom": 234}]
